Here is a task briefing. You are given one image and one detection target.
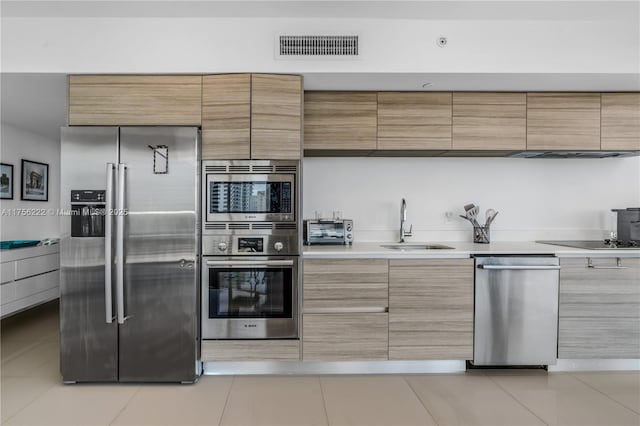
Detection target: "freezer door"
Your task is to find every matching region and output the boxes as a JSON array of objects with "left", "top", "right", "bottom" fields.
[
  {"left": 60, "top": 127, "right": 118, "bottom": 382},
  {"left": 474, "top": 256, "right": 560, "bottom": 366},
  {"left": 117, "top": 127, "right": 199, "bottom": 382}
]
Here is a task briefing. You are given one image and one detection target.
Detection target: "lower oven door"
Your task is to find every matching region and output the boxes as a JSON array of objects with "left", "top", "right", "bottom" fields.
[{"left": 202, "top": 256, "right": 298, "bottom": 339}]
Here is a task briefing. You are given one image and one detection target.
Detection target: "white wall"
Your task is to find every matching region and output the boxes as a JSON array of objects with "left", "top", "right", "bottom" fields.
[
  {"left": 1, "top": 16, "right": 638, "bottom": 75},
  {"left": 0, "top": 123, "right": 60, "bottom": 241},
  {"left": 303, "top": 157, "right": 640, "bottom": 242}
]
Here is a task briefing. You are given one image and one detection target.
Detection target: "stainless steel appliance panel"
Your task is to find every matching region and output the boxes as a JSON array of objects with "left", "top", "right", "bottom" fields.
[
  {"left": 202, "top": 256, "right": 298, "bottom": 339},
  {"left": 474, "top": 256, "right": 560, "bottom": 366},
  {"left": 202, "top": 234, "right": 299, "bottom": 256},
  {"left": 117, "top": 127, "right": 199, "bottom": 382},
  {"left": 60, "top": 127, "right": 118, "bottom": 382}
]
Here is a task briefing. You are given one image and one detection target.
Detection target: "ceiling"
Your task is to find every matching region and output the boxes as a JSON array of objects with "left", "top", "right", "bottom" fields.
[{"left": 2, "top": 0, "right": 636, "bottom": 20}]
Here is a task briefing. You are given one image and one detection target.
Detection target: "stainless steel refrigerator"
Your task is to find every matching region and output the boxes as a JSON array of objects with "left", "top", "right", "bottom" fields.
[{"left": 60, "top": 127, "right": 200, "bottom": 383}]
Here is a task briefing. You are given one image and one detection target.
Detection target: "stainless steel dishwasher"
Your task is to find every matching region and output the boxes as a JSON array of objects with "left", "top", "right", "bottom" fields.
[{"left": 473, "top": 255, "right": 560, "bottom": 366}]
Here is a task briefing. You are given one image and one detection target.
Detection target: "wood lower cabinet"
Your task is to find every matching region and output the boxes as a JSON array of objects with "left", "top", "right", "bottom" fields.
[
  {"left": 558, "top": 257, "right": 640, "bottom": 359},
  {"left": 304, "top": 92, "right": 377, "bottom": 152},
  {"left": 251, "top": 74, "right": 302, "bottom": 159},
  {"left": 527, "top": 92, "right": 601, "bottom": 150},
  {"left": 302, "top": 313, "right": 388, "bottom": 361},
  {"left": 68, "top": 75, "right": 202, "bottom": 126},
  {"left": 389, "top": 259, "right": 474, "bottom": 360},
  {"left": 302, "top": 259, "right": 389, "bottom": 361},
  {"left": 202, "top": 74, "right": 251, "bottom": 159},
  {"left": 601, "top": 93, "right": 640, "bottom": 151},
  {"left": 452, "top": 92, "right": 526, "bottom": 151},
  {"left": 201, "top": 340, "right": 300, "bottom": 361},
  {"left": 303, "top": 259, "right": 388, "bottom": 310},
  {"left": 377, "top": 92, "right": 452, "bottom": 150}
]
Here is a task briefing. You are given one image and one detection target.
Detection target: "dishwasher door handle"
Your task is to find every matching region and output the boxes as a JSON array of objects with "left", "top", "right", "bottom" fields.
[{"left": 477, "top": 265, "right": 561, "bottom": 270}]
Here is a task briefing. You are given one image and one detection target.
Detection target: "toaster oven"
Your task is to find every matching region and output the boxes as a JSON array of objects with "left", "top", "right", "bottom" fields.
[{"left": 304, "top": 219, "right": 353, "bottom": 245}]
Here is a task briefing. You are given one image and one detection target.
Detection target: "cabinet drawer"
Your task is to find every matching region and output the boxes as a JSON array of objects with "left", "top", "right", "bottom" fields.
[
  {"left": 15, "top": 254, "right": 59, "bottom": 280},
  {"left": 0, "top": 281, "right": 17, "bottom": 304},
  {"left": 1, "top": 261, "right": 16, "bottom": 284},
  {"left": 302, "top": 313, "right": 388, "bottom": 361},
  {"left": 201, "top": 340, "right": 300, "bottom": 361},
  {"left": 303, "top": 259, "right": 388, "bottom": 310},
  {"left": 15, "top": 270, "right": 60, "bottom": 300},
  {"left": 559, "top": 318, "right": 640, "bottom": 359},
  {"left": 560, "top": 258, "right": 640, "bottom": 318}
]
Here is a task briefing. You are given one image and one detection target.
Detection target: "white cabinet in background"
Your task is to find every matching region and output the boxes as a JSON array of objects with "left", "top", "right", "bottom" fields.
[{"left": 1, "top": 246, "right": 60, "bottom": 318}]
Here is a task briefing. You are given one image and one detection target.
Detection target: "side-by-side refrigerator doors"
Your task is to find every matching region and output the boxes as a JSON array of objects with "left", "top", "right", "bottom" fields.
[
  {"left": 117, "top": 127, "right": 199, "bottom": 382},
  {"left": 60, "top": 127, "right": 118, "bottom": 382}
]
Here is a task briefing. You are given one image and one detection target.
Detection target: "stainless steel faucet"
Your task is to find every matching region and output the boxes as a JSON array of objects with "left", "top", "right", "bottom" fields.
[{"left": 400, "top": 198, "right": 412, "bottom": 243}]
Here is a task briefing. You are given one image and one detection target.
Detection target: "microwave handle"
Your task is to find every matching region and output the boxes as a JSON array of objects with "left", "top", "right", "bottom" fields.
[{"left": 206, "top": 260, "right": 294, "bottom": 267}]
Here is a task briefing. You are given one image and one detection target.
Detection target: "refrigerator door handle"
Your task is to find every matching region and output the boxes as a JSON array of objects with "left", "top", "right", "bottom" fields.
[
  {"left": 116, "top": 163, "right": 127, "bottom": 324},
  {"left": 104, "top": 163, "right": 115, "bottom": 323}
]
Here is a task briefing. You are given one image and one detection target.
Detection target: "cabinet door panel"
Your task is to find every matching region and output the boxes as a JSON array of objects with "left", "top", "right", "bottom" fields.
[
  {"left": 303, "top": 259, "right": 388, "bottom": 310},
  {"left": 377, "top": 92, "right": 452, "bottom": 150},
  {"left": 202, "top": 340, "right": 300, "bottom": 361},
  {"left": 251, "top": 74, "right": 302, "bottom": 159},
  {"left": 389, "top": 259, "right": 473, "bottom": 360},
  {"left": 601, "top": 93, "right": 640, "bottom": 151},
  {"left": 558, "top": 257, "right": 640, "bottom": 359},
  {"left": 304, "top": 92, "right": 377, "bottom": 151},
  {"left": 202, "top": 74, "right": 251, "bottom": 159},
  {"left": 527, "top": 93, "right": 601, "bottom": 150},
  {"left": 302, "top": 313, "right": 388, "bottom": 361},
  {"left": 68, "top": 75, "right": 202, "bottom": 126},
  {"left": 452, "top": 92, "right": 526, "bottom": 150}
]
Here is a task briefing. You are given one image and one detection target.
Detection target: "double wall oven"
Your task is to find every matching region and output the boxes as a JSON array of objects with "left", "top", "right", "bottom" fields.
[{"left": 201, "top": 160, "right": 300, "bottom": 339}]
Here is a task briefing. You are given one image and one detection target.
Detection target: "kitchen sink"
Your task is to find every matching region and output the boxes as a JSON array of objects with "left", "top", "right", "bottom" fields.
[{"left": 380, "top": 243, "right": 455, "bottom": 250}]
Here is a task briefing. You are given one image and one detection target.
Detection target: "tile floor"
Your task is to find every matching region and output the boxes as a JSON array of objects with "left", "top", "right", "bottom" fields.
[{"left": 1, "top": 301, "right": 639, "bottom": 426}]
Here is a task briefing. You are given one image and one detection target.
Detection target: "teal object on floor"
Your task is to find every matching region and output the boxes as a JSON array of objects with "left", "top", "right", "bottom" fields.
[{"left": 0, "top": 240, "right": 41, "bottom": 250}]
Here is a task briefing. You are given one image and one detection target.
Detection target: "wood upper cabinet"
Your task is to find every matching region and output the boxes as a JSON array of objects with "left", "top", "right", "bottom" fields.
[
  {"left": 389, "top": 259, "right": 474, "bottom": 360},
  {"left": 526, "top": 93, "right": 601, "bottom": 150},
  {"left": 377, "top": 92, "right": 452, "bottom": 150},
  {"left": 202, "top": 74, "right": 251, "bottom": 159},
  {"left": 601, "top": 93, "right": 640, "bottom": 151},
  {"left": 452, "top": 92, "right": 526, "bottom": 150},
  {"left": 304, "top": 92, "right": 377, "bottom": 151},
  {"left": 251, "top": 74, "right": 302, "bottom": 159},
  {"left": 68, "top": 75, "right": 202, "bottom": 126},
  {"left": 558, "top": 257, "right": 640, "bottom": 359}
]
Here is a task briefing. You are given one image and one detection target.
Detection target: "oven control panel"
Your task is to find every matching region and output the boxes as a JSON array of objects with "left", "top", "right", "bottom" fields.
[{"left": 204, "top": 235, "right": 298, "bottom": 256}]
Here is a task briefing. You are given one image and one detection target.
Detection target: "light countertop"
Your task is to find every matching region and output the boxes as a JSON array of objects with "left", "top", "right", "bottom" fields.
[{"left": 302, "top": 241, "right": 640, "bottom": 259}]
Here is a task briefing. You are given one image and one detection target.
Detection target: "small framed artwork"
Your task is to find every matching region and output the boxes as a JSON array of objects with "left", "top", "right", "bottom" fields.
[
  {"left": 21, "top": 159, "right": 49, "bottom": 202},
  {"left": 0, "top": 163, "right": 13, "bottom": 200}
]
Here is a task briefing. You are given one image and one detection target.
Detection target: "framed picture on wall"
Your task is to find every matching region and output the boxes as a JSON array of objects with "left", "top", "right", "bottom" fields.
[
  {"left": 21, "top": 159, "right": 49, "bottom": 202},
  {"left": 0, "top": 163, "right": 14, "bottom": 200}
]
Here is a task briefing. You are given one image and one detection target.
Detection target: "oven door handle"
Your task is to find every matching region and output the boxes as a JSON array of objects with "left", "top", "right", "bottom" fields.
[{"left": 206, "top": 260, "right": 294, "bottom": 267}]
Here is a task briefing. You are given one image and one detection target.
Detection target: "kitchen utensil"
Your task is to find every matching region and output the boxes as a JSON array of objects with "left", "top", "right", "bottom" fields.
[
  {"left": 464, "top": 203, "right": 476, "bottom": 212},
  {"left": 486, "top": 211, "right": 499, "bottom": 227},
  {"left": 484, "top": 209, "right": 496, "bottom": 225},
  {"left": 466, "top": 206, "right": 481, "bottom": 227}
]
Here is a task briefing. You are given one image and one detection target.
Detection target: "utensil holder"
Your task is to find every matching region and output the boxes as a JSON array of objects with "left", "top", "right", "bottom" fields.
[{"left": 473, "top": 226, "right": 490, "bottom": 244}]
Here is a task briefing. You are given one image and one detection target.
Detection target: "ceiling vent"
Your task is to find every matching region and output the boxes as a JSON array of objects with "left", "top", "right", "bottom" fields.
[{"left": 277, "top": 35, "right": 359, "bottom": 58}]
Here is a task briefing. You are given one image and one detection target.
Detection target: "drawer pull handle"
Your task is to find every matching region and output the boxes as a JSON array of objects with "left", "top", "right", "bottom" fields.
[{"left": 587, "top": 258, "right": 628, "bottom": 269}]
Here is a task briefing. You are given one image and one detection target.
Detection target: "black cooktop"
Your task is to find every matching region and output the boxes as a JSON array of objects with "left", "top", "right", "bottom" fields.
[{"left": 537, "top": 240, "right": 640, "bottom": 250}]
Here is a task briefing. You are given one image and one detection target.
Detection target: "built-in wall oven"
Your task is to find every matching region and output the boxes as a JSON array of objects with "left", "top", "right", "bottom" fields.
[{"left": 201, "top": 160, "right": 300, "bottom": 340}]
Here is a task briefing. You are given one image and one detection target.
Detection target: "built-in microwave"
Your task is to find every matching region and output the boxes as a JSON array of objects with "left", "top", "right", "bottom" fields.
[{"left": 203, "top": 160, "right": 297, "bottom": 224}]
